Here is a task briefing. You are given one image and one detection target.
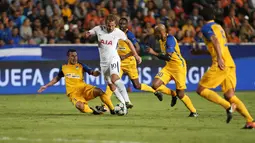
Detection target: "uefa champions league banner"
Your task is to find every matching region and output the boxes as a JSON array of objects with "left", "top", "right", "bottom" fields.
[{"left": 0, "top": 59, "right": 255, "bottom": 94}]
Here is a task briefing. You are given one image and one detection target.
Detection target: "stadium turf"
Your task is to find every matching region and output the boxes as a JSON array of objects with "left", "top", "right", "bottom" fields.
[{"left": 0, "top": 92, "right": 254, "bottom": 143}]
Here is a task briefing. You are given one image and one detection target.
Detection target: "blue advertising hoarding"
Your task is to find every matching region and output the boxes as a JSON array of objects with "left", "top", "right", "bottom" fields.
[{"left": 0, "top": 58, "right": 254, "bottom": 94}]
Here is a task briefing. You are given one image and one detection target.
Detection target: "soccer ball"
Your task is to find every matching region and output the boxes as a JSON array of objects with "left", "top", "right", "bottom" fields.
[{"left": 114, "top": 103, "right": 127, "bottom": 116}]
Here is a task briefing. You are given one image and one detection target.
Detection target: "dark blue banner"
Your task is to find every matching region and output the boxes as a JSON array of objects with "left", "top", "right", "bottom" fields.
[{"left": 0, "top": 58, "right": 254, "bottom": 94}]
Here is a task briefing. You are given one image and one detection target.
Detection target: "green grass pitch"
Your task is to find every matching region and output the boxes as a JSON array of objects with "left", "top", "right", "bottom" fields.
[{"left": 0, "top": 92, "right": 254, "bottom": 143}]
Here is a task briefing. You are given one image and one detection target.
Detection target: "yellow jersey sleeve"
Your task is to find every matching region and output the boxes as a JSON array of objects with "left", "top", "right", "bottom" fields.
[
  {"left": 159, "top": 35, "right": 186, "bottom": 67},
  {"left": 201, "top": 20, "right": 235, "bottom": 67}
]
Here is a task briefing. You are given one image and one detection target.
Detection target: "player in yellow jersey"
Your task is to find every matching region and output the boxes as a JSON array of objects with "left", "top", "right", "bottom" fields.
[
  {"left": 96, "top": 17, "right": 163, "bottom": 111},
  {"left": 146, "top": 24, "right": 198, "bottom": 117},
  {"left": 37, "top": 49, "right": 115, "bottom": 115},
  {"left": 193, "top": 7, "right": 254, "bottom": 128}
]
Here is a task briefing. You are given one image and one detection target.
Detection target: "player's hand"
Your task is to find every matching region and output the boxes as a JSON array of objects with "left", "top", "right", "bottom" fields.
[
  {"left": 37, "top": 86, "right": 47, "bottom": 93},
  {"left": 134, "top": 55, "right": 142, "bottom": 64},
  {"left": 146, "top": 47, "right": 154, "bottom": 54},
  {"left": 217, "top": 57, "right": 225, "bottom": 70},
  {"left": 92, "top": 71, "right": 101, "bottom": 77},
  {"left": 84, "top": 32, "right": 90, "bottom": 38},
  {"left": 120, "top": 55, "right": 126, "bottom": 60}
]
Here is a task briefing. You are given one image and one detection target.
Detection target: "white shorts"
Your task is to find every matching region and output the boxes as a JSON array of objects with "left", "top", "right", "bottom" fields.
[{"left": 101, "top": 57, "right": 121, "bottom": 84}]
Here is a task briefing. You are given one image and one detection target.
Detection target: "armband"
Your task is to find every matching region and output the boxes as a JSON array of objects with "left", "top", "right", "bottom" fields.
[{"left": 157, "top": 53, "right": 170, "bottom": 61}]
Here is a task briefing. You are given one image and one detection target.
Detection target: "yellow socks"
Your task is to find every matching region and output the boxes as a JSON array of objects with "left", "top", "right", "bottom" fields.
[
  {"left": 229, "top": 96, "right": 254, "bottom": 122},
  {"left": 105, "top": 86, "right": 113, "bottom": 98},
  {"left": 141, "top": 84, "right": 156, "bottom": 93},
  {"left": 100, "top": 93, "right": 115, "bottom": 110},
  {"left": 156, "top": 85, "right": 177, "bottom": 96},
  {"left": 83, "top": 104, "right": 93, "bottom": 113},
  {"left": 200, "top": 89, "right": 230, "bottom": 109},
  {"left": 181, "top": 95, "right": 196, "bottom": 113}
]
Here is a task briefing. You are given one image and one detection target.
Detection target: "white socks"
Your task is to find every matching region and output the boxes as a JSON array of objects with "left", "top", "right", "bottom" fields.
[
  {"left": 114, "top": 79, "right": 131, "bottom": 103},
  {"left": 113, "top": 88, "right": 125, "bottom": 104}
]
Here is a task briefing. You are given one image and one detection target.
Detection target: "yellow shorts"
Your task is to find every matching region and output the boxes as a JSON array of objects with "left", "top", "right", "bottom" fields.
[
  {"left": 68, "top": 84, "right": 96, "bottom": 105},
  {"left": 121, "top": 56, "right": 139, "bottom": 80},
  {"left": 199, "top": 65, "right": 236, "bottom": 93},
  {"left": 155, "top": 65, "right": 187, "bottom": 90}
]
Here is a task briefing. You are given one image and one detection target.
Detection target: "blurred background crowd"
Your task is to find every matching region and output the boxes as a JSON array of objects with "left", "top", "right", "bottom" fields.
[{"left": 0, "top": 0, "right": 255, "bottom": 48}]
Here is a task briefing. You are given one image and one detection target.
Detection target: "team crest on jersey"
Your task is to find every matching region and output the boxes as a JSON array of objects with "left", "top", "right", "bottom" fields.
[
  {"left": 76, "top": 66, "right": 79, "bottom": 70},
  {"left": 100, "top": 39, "right": 112, "bottom": 45}
]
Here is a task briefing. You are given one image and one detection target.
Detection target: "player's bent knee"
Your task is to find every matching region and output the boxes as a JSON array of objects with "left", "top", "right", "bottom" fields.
[
  {"left": 133, "top": 83, "right": 141, "bottom": 89},
  {"left": 94, "top": 88, "right": 104, "bottom": 97},
  {"left": 196, "top": 85, "right": 205, "bottom": 95},
  {"left": 224, "top": 88, "right": 235, "bottom": 100},
  {"left": 75, "top": 101, "right": 84, "bottom": 112},
  {"left": 152, "top": 83, "right": 160, "bottom": 90},
  {"left": 176, "top": 90, "right": 185, "bottom": 99}
]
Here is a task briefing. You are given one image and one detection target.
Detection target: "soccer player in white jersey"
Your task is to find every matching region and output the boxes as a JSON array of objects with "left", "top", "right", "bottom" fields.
[{"left": 85, "top": 14, "right": 142, "bottom": 111}]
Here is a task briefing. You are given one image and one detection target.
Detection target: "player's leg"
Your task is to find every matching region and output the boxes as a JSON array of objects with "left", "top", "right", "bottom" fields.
[
  {"left": 130, "top": 78, "right": 155, "bottom": 92},
  {"left": 108, "top": 79, "right": 125, "bottom": 104},
  {"left": 102, "top": 65, "right": 126, "bottom": 105},
  {"left": 172, "top": 67, "right": 197, "bottom": 116},
  {"left": 197, "top": 66, "right": 235, "bottom": 123},
  {"left": 110, "top": 58, "right": 132, "bottom": 108},
  {"left": 111, "top": 73, "right": 133, "bottom": 108},
  {"left": 124, "top": 59, "right": 156, "bottom": 93},
  {"left": 152, "top": 78, "right": 177, "bottom": 104},
  {"left": 69, "top": 91, "right": 100, "bottom": 115},
  {"left": 92, "top": 87, "right": 115, "bottom": 114},
  {"left": 224, "top": 88, "right": 254, "bottom": 128},
  {"left": 97, "top": 69, "right": 125, "bottom": 111},
  {"left": 176, "top": 89, "right": 198, "bottom": 117},
  {"left": 222, "top": 68, "right": 254, "bottom": 128},
  {"left": 152, "top": 67, "right": 177, "bottom": 105},
  {"left": 105, "top": 68, "right": 124, "bottom": 98},
  {"left": 197, "top": 85, "right": 235, "bottom": 123}
]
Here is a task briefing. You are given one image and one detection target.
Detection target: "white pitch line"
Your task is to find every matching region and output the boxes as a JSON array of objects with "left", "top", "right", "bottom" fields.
[{"left": 0, "top": 136, "right": 146, "bottom": 143}]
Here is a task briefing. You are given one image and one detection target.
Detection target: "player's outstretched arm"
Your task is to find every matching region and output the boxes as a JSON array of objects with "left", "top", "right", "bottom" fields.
[
  {"left": 37, "top": 76, "right": 61, "bottom": 93},
  {"left": 146, "top": 47, "right": 171, "bottom": 61},
  {"left": 210, "top": 35, "right": 225, "bottom": 70},
  {"left": 125, "top": 39, "right": 142, "bottom": 64},
  {"left": 84, "top": 31, "right": 91, "bottom": 38}
]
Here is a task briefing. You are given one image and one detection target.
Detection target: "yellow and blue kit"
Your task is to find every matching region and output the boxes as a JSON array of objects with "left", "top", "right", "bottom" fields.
[
  {"left": 200, "top": 20, "right": 236, "bottom": 92},
  {"left": 117, "top": 30, "right": 139, "bottom": 79},
  {"left": 58, "top": 63, "right": 96, "bottom": 105},
  {"left": 155, "top": 35, "right": 187, "bottom": 90}
]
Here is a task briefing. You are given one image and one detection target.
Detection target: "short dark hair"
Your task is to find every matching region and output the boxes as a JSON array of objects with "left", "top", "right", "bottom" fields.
[
  {"left": 67, "top": 49, "right": 76, "bottom": 56},
  {"left": 105, "top": 14, "right": 117, "bottom": 23},
  {"left": 200, "top": 7, "right": 215, "bottom": 21},
  {"left": 119, "top": 17, "right": 128, "bottom": 23}
]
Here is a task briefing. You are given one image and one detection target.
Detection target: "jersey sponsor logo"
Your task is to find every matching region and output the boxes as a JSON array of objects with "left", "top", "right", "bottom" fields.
[
  {"left": 66, "top": 73, "right": 80, "bottom": 79},
  {"left": 118, "top": 46, "right": 126, "bottom": 50},
  {"left": 100, "top": 39, "right": 112, "bottom": 45}
]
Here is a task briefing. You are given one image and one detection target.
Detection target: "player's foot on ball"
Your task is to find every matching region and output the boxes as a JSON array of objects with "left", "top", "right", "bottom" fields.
[
  {"left": 90, "top": 107, "right": 103, "bottom": 115},
  {"left": 110, "top": 109, "right": 116, "bottom": 115},
  {"left": 226, "top": 103, "right": 236, "bottom": 123},
  {"left": 170, "top": 96, "right": 177, "bottom": 107},
  {"left": 243, "top": 120, "right": 255, "bottom": 129},
  {"left": 95, "top": 105, "right": 108, "bottom": 112},
  {"left": 125, "top": 102, "right": 133, "bottom": 109},
  {"left": 188, "top": 112, "right": 199, "bottom": 117},
  {"left": 154, "top": 91, "right": 163, "bottom": 101}
]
